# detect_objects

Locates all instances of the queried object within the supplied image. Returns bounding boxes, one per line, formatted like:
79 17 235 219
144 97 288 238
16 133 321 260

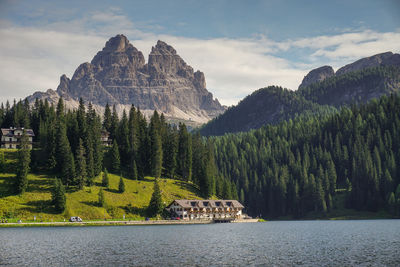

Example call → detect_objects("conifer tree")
56 121 75 185
52 178 66 213
102 169 109 188
15 132 30 194
149 116 163 178
103 103 112 132
148 179 163 217
110 140 120 174
0 150 5 173
75 138 87 190
98 188 106 207
119 176 125 193
178 123 192 181
130 159 138 180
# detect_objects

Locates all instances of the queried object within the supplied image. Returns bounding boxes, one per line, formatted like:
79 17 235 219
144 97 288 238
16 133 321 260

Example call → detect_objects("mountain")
199 86 335 136
298 52 400 106
27 34 225 125
200 51 400 136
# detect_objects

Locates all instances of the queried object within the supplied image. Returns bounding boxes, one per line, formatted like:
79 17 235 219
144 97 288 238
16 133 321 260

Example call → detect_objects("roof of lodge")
1 127 35 137
167 199 244 209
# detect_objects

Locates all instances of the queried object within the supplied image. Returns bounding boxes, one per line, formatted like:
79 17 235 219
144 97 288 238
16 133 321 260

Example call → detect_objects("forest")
0 98 235 204
1 93 400 218
211 94 400 217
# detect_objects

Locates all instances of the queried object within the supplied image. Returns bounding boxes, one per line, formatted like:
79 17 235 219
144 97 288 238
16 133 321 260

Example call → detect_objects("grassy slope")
0 173 202 221
0 149 202 222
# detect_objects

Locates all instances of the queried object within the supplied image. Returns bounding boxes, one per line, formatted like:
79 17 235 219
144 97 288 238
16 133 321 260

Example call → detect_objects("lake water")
0 220 399 266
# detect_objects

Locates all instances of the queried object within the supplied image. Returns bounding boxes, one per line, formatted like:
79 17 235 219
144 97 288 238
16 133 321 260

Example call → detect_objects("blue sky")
0 0 399 105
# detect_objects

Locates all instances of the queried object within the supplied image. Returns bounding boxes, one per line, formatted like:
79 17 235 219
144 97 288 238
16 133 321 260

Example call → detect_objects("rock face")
27 34 225 124
298 65 334 89
336 52 400 76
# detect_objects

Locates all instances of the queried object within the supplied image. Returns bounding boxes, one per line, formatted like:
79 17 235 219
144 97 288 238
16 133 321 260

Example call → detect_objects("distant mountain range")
200 52 400 136
27 34 226 125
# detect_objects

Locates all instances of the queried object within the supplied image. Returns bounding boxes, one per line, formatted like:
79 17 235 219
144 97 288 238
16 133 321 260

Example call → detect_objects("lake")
0 220 399 266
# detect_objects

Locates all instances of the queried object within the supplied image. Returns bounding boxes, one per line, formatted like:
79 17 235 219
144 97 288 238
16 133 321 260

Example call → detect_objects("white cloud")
0 10 399 106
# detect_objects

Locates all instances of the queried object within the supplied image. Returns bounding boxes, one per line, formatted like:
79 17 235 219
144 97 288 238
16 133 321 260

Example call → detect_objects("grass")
0 172 202 222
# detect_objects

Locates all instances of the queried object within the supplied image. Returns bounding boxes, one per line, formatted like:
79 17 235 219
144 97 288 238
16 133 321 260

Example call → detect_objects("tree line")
211 94 400 218
0 97 236 202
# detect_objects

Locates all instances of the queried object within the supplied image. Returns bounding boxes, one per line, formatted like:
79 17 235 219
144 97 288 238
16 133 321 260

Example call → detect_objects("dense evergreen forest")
200 66 400 136
0 98 235 200
1 94 400 218
211 94 400 217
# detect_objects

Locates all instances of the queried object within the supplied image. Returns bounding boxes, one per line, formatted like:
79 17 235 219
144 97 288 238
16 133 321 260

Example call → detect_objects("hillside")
199 86 336 136
0 149 202 221
200 53 400 136
211 94 400 218
0 172 202 222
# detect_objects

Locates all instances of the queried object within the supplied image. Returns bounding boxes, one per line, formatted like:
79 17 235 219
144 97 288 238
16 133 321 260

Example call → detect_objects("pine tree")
148 179 163 217
178 123 192 181
119 176 125 193
52 178 66 213
130 159 138 180
102 169 109 188
103 103 112 132
15 131 30 194
0 150 5 173
149 116 163 178
56 121 75 185
98 188 106 207
75 138 87 190
110 140 120 173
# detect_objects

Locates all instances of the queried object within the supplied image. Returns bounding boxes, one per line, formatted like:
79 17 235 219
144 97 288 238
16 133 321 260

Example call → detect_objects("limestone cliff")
27 34 225 124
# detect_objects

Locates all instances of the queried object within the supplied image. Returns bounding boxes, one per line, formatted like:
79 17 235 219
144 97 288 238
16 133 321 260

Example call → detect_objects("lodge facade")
166 199 244 220
1 127 35 149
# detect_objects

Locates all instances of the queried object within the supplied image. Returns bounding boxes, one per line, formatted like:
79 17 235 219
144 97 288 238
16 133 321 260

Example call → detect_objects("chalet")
1 127 35 149
101 130 112 147
166 199 244 220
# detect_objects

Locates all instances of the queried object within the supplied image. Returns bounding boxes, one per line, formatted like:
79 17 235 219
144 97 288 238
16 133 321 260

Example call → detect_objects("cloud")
0 9 399 106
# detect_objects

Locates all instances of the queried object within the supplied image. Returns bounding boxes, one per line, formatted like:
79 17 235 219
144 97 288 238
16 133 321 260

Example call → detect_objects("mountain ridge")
200 52 400 136
27 34 226 125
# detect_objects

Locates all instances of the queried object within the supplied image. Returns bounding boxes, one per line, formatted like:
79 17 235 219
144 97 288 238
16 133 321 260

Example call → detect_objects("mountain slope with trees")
200 57 400 136
211 94 400 218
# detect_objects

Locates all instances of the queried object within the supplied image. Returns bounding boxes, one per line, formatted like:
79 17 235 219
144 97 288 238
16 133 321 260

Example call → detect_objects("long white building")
166 199 244 220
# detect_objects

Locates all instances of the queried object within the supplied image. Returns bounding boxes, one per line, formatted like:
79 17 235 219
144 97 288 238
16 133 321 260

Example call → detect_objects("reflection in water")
0 220 399 266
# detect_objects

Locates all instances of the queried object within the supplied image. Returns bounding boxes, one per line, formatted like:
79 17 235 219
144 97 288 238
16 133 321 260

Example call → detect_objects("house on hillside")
166 199 244 220
1 127 35 149
101 130 112 147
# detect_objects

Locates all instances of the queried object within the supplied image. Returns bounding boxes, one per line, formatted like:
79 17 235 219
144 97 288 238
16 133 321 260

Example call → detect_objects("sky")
0 0 399 106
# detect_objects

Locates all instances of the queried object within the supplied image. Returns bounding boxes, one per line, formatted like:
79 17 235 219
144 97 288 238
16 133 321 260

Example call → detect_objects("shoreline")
0 218 259 228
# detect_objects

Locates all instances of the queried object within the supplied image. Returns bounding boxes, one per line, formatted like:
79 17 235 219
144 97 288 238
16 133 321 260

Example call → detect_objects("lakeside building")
166 199 244 220
1 127 35 149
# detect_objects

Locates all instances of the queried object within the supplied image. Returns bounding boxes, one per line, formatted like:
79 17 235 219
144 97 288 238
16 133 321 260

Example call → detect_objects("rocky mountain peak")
91 34 145 69
299 65 334 89
336 51 400 76
152 40 177 55
27 34 225 125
